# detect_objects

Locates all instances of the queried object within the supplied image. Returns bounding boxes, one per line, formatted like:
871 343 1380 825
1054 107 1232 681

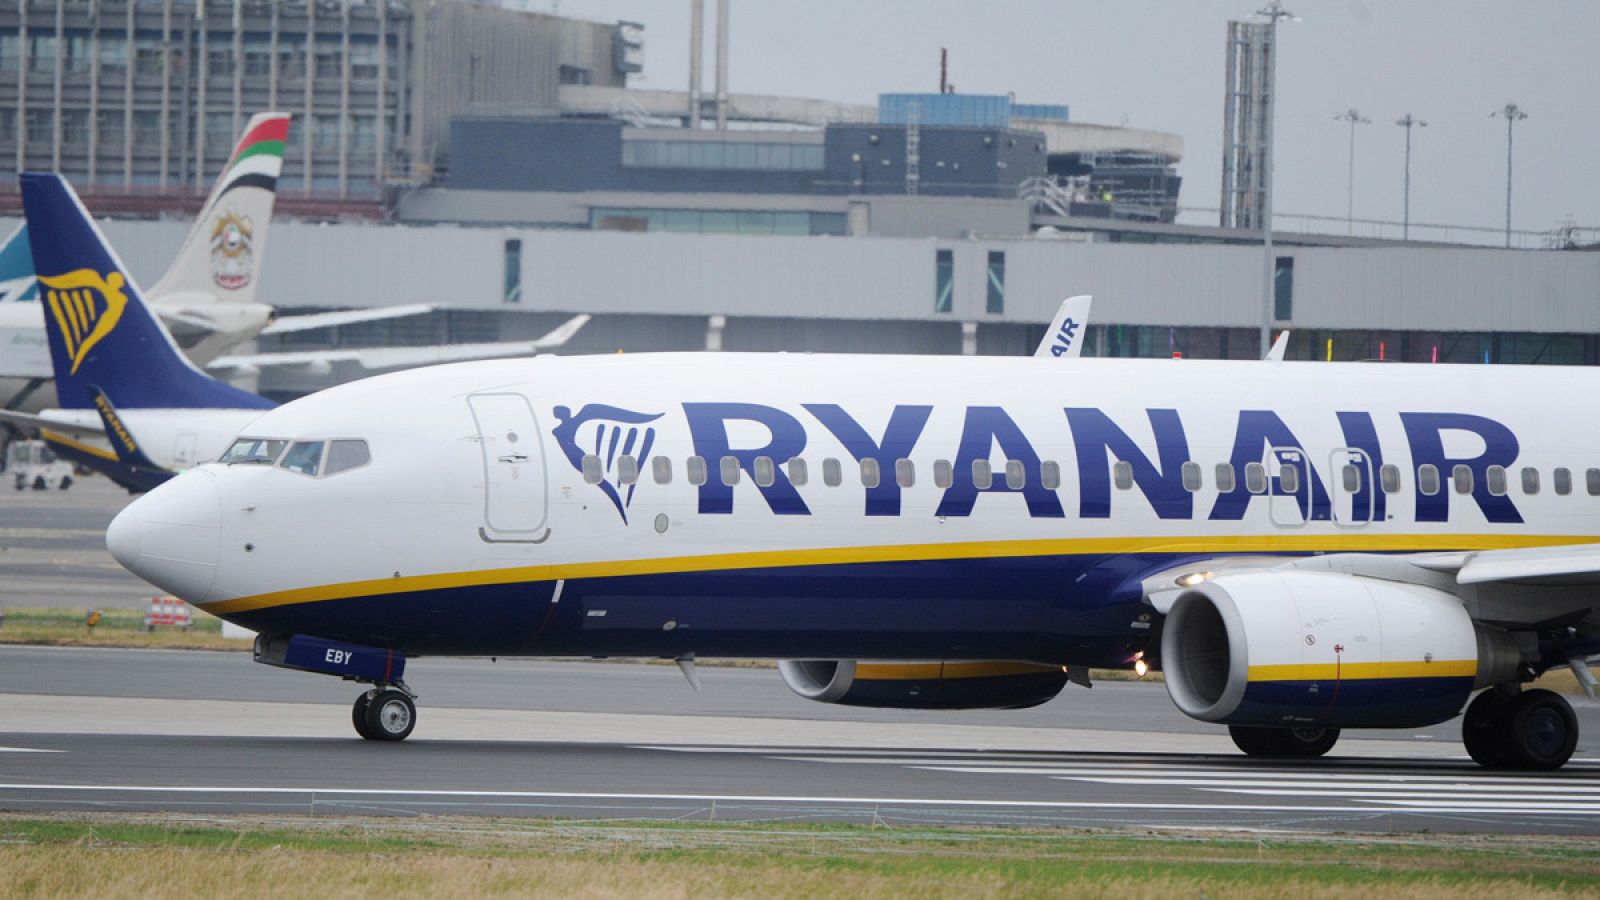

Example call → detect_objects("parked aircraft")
0 173 589 492
103 267 1598 771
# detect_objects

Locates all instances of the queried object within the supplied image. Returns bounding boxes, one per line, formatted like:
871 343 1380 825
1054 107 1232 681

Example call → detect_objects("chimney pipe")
714 0 730 130
940 47 947 93
688 0 703 128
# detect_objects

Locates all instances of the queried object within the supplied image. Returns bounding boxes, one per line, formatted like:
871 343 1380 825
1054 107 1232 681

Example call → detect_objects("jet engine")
1160 571 1522 729
778 660 1069 710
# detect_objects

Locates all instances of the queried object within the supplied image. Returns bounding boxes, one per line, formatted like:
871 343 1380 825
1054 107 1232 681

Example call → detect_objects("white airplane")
0 112 441 417
105 293 1598 771
2 173 589 492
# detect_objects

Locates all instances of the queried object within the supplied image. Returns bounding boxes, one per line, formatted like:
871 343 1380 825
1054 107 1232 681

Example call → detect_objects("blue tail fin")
21 172 274 411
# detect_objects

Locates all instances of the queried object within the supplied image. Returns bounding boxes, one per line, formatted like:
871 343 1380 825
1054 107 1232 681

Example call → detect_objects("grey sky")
551 0 1598 237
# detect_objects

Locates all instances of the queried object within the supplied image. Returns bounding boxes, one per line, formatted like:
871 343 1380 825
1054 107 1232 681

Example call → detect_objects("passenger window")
1486 465 1507 496
753 455 775 488
933 459 953 489
279 441 325 476
895 458 915 488
1521 467 1539 495
1453 464 1474 495
1004 460 1025 490
686 456 707 486
787 457 807 486
617 454 639 486
580 454 603 485
720 455 741 486
860 458 881 489
1181 461 1202 493
1214 463 1236 494
823 458 842 487
653 456 673 485
1554 467 1572 496
972 459 993 490
1112 460 1133 490
1278 464 1300 494
1341 465 1360 493
1588 468 1600 496
1245 462 1267 494
1418 464 1440 496
1380 464 1400 494
1041 460 1061 490
324 440 370 475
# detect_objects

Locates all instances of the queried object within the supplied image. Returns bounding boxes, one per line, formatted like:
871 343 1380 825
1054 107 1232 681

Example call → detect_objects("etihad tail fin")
0 222 38 303
148 111 290 307
1035 295 1092 359
21 172 275 411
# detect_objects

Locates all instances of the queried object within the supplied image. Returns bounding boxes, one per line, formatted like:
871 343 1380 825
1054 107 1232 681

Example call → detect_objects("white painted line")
0 747 62 754
1047 776 1600 793
913 765 1600 786
0 782 1596 815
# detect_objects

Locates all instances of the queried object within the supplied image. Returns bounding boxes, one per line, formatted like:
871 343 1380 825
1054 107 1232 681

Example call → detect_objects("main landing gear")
352 683 417 742
1461 687 1578 770
1228 725 1341 758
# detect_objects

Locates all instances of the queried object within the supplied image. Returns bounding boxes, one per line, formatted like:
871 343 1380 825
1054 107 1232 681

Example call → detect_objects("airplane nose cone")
106 470 222 604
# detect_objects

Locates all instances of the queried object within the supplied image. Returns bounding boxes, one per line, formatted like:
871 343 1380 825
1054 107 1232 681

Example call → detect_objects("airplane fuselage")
111 353 1600 665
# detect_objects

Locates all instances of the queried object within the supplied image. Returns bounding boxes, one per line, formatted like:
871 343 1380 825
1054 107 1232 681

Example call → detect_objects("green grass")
0 605 243 650
1 815 1597 898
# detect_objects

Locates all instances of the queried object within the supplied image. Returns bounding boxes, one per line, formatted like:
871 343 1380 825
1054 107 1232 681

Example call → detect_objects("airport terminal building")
0 0 1596 401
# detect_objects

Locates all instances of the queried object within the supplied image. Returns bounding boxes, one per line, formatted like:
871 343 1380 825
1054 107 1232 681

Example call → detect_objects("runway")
0 474 152 609
4 646 1599 834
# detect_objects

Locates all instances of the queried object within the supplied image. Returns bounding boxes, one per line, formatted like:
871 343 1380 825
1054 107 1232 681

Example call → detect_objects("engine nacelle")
778 660 1069 710
1160 571 1521 729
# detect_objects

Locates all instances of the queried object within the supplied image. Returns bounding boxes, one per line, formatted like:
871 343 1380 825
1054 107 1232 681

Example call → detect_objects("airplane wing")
1412 545 1600 586
1034 295 1092 358
259 304 436 335
209 314 591 374
1264 330 1291 362
0 407 103 437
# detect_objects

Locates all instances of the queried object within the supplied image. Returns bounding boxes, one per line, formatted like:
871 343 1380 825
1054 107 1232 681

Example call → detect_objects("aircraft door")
1329 447 1373 527
1267 446 1309 528
173 433 197 468
467 392 550 543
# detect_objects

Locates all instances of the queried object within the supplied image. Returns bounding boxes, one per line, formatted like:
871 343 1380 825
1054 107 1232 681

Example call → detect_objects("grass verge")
0 606 242 651
1 814 1597 899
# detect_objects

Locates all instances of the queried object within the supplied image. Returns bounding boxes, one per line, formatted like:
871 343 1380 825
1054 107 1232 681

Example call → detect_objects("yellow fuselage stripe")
196 531 1600 616
42 429 117 462
1248 660 1478 681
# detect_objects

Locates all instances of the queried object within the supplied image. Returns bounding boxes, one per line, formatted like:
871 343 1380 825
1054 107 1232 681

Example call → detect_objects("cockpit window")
324 440 371 475
221 437 288 465
278 441 325 476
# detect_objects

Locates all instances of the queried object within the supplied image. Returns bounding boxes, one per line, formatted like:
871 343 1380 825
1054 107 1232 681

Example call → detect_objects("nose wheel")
352 687 416 742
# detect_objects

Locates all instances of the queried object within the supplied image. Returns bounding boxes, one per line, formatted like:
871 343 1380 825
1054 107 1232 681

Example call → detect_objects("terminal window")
502 239 522 304
934 249 953 313
1274 256 1294 321
986 251 1006 315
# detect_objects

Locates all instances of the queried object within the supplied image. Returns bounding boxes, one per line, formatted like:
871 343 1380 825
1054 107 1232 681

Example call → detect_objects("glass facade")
503 239 522 304
1274 256 1294 321
986 251 1006 315
590 207 846 236
621 139 824 172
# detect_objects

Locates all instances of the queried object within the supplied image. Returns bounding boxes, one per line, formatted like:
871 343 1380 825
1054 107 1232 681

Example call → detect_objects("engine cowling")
778 660 1069 710
1160 571 1522 729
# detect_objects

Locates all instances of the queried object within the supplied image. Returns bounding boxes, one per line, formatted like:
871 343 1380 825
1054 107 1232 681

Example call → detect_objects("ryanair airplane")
98 241 1596 773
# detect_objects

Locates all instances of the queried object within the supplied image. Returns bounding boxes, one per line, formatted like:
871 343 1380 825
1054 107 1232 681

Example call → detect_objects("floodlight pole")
1394 113 1426 240
1333 108 1370 235
1492 103 1528 249
1255 0 1295 357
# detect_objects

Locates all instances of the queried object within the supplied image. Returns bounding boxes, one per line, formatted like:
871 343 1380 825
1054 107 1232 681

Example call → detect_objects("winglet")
21 172 276 411
87 386 168 476
532 313 592 350
1035 295 1092 359
1264 330 1291 362
0 222 37 303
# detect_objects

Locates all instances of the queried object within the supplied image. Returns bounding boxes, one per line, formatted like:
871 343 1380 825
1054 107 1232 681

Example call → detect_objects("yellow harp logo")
40 269 128 375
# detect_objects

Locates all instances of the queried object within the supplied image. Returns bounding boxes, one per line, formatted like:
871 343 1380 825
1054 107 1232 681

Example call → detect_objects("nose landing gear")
352 683 417 742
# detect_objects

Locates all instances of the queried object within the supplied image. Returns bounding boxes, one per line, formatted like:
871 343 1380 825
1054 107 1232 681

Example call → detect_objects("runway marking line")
0 783 1597 817
0 747 63 754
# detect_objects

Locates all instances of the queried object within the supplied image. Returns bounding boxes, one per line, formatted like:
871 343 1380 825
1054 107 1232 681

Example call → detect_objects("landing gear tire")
1501 689 1578 771
1461 689 1512 768
1229 725 1340 758
351 691 376 740
58 476 71 490
359 688 416 742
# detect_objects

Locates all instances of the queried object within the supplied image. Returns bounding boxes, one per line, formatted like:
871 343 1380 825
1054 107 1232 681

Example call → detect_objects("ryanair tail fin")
148 111 290 307
21 172 276 411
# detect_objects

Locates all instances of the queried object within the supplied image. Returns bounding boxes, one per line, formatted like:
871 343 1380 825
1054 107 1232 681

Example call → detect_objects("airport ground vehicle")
7 439 72 490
